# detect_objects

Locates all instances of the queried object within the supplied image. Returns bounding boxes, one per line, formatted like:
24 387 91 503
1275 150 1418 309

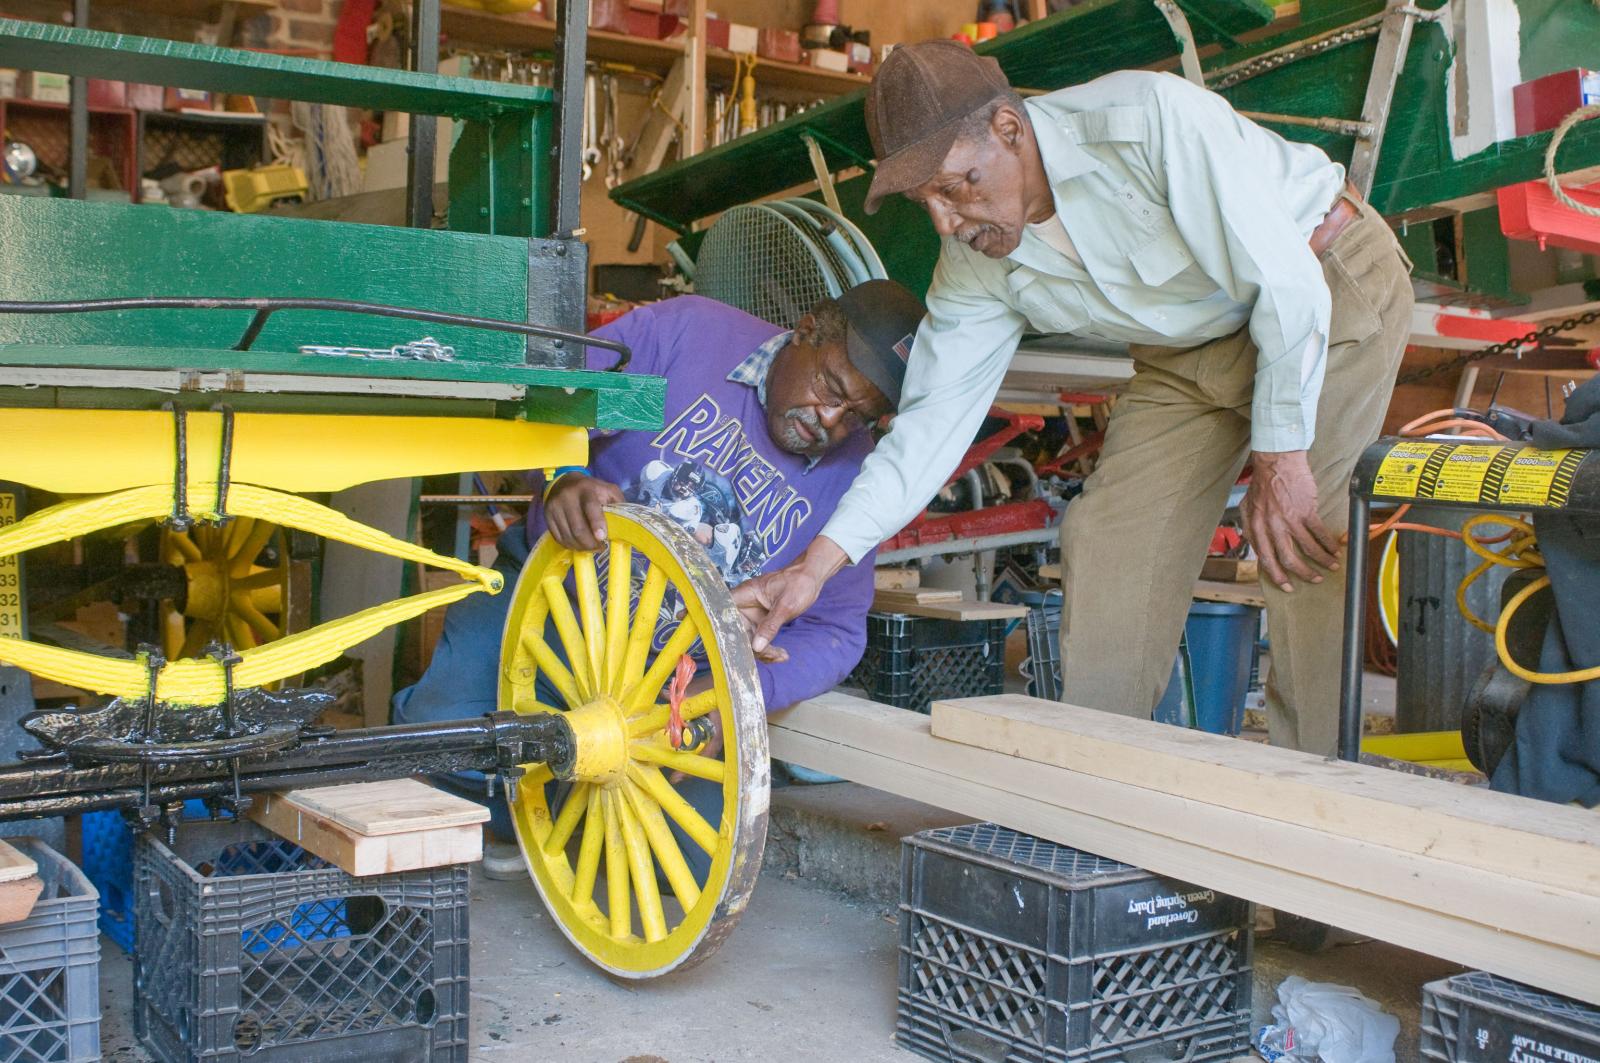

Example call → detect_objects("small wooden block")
0 877 43 925
0 839 37 884
249 780 489 877
1038 562 1062 581
1201 557 1258 583
282 779 491 835
873 567 921 590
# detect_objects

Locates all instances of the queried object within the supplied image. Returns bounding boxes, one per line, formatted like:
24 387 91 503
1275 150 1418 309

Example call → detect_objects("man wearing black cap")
735 42 1415 757
393 280 925 876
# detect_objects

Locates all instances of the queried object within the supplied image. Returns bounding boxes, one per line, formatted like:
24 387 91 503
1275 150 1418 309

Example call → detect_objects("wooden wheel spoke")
572 553 606 693
603 542 632 694
233 596 279 642
629 740 725 783
229 519 276 575
232 569 284 593
540 573 594 701
628 689 719 737
544 783 591 856
623 779 701 912
627 617 700 712
629 764 720 856
570 787 604 907
602 792 631 940
225 615 256 651
167 531 201 563
178 618 212 660
620 565 667 696
615 791 668 942
524 634 584 709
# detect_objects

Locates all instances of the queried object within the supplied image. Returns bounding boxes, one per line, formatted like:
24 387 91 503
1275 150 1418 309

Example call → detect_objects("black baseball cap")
834 279 925 407
865 40 1015 214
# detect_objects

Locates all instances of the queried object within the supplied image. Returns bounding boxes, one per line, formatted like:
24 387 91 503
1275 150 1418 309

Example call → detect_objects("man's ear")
793 312 818 346
992 105 1026 151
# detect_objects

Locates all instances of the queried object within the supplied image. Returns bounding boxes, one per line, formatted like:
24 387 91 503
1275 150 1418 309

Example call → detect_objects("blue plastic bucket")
1152 601 1260 735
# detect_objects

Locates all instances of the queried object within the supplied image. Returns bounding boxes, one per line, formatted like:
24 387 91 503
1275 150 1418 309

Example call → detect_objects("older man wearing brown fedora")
734 40 1415 756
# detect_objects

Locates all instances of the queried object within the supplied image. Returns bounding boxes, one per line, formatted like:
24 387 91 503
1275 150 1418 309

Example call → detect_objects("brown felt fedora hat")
864 40 1013 215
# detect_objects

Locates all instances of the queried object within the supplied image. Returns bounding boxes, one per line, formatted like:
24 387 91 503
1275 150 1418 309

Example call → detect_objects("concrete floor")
97 863 922 1063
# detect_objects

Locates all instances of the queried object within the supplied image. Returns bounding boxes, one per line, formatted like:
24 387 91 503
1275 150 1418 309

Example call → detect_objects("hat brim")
863 121 963 215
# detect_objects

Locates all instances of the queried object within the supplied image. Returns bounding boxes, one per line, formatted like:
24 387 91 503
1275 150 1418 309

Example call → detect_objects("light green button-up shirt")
821 70 1346 563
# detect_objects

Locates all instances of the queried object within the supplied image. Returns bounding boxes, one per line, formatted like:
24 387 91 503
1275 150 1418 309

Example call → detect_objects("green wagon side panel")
0 19 551 118
0 197 535 362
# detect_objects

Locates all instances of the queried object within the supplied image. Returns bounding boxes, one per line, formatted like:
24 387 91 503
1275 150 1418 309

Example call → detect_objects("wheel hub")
560 695 630 787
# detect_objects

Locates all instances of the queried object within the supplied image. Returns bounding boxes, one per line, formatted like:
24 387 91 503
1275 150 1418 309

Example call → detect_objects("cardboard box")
165 85 212 111
626 9 679 38
591 0 629 33
704 15 729 49
726 22 758 53
87 79 126 108
126 82 164 110
1513 69 1600 137
806 47 850 72
757 27 801 63
20 71 70 103
846 40 872 74
0 69 17 100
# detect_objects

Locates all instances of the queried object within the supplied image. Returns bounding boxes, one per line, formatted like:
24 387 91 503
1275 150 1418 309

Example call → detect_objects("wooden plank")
931 695 1600 899
1200 557 1258 583
1192 579 1266 608
249 782 487 877
767 693 1600 1003
278 779 490 836
0 839 37 884
873 598 1031 622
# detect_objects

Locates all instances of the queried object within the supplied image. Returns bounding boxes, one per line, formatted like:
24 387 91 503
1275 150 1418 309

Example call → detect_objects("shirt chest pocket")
1007 272 1089 335
1127 227 1197 288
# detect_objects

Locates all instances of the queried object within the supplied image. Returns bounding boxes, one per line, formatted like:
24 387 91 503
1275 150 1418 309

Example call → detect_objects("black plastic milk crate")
133 818 470 1063
1421 971 1600 1062
898 823 1253 1063
849 611 1007 714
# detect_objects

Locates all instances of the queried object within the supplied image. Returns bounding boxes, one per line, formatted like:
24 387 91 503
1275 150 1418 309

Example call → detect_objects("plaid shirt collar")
726 330 819 471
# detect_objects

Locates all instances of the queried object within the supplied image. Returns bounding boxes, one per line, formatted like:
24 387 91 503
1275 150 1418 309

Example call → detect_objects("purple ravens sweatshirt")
524 295 877 713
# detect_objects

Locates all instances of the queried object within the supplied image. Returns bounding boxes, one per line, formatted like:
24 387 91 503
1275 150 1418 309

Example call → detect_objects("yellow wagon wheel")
160 517 293 660
499 503 768 979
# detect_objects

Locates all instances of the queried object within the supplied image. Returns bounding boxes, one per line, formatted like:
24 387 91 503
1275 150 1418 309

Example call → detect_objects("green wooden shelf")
0 19 551 118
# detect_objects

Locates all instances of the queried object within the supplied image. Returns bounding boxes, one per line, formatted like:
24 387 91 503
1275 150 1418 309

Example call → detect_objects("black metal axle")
0 711 574 821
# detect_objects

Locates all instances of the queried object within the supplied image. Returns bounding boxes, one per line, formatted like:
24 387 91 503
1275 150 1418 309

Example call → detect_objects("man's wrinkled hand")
732 564 823 655
1240 449 1341 593
545 475 624 552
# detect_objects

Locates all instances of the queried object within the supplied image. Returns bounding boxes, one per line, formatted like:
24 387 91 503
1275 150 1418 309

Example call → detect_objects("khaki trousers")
1058 198 1414 756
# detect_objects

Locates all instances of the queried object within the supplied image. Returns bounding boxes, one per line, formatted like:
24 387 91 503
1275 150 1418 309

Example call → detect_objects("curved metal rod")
0 296 632 372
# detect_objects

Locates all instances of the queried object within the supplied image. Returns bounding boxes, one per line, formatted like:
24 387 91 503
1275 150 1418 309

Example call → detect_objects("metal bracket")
526 237 590 369
801 134 844 216
1153 0 1205 88
1347 0 1425 196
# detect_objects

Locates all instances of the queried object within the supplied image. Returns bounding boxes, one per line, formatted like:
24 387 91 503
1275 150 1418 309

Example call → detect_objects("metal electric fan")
693 199 886 328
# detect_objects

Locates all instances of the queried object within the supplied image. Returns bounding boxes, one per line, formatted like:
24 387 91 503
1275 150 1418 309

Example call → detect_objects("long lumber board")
932 695 1599 899
767 693 1600 1003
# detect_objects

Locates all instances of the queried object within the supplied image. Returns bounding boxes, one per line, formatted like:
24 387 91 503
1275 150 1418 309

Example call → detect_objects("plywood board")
0 877 42 925
873 598 1030 621
1200 557 1258 583
873 567 921 591
767 693 1600 1004
1192 579 1267 608
871 588 961 610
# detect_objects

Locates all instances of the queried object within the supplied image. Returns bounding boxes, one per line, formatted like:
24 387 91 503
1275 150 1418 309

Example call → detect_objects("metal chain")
1396 309 1600 386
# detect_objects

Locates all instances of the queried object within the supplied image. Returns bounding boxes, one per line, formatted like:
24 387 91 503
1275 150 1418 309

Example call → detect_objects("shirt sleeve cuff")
819 504 883 566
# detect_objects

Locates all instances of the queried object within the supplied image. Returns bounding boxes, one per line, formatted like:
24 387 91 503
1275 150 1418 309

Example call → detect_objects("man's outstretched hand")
732 535 850 654
1239 449 1342 594
545 474 624 551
